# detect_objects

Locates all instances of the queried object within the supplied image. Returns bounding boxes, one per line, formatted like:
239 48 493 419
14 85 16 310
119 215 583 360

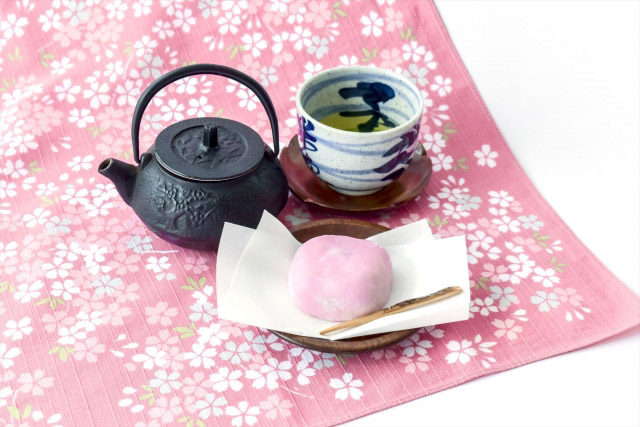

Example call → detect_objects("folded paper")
217 211 470 340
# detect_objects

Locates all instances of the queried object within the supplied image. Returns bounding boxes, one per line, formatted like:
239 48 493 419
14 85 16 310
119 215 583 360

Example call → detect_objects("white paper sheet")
217 211 470 340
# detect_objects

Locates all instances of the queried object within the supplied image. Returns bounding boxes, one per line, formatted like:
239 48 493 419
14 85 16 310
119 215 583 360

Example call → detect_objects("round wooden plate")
280 135 432 212
269 219 418 353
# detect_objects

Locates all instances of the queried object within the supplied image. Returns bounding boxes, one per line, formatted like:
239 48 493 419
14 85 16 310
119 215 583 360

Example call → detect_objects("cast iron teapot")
98 64 289 250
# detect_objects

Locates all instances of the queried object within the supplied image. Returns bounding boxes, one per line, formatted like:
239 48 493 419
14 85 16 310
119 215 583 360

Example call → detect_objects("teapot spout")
98 158 137 205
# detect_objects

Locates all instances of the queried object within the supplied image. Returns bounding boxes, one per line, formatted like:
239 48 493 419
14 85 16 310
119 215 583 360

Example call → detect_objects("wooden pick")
319 286 463 336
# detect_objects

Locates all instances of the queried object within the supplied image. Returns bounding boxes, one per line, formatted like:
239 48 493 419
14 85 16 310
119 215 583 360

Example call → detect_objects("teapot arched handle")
131 63 280 164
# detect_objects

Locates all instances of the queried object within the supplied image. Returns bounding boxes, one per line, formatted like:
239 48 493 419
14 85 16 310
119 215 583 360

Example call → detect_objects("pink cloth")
0 1 638 426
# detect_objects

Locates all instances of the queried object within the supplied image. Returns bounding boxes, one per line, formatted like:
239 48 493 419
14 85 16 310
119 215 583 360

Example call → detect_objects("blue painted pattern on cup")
295 65 424 195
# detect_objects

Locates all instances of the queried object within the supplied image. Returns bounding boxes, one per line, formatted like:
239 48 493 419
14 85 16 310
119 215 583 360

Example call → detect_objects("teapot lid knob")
202 123 218 150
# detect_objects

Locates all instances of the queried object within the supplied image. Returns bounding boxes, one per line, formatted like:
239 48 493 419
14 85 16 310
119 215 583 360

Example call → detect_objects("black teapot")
98 64 289 250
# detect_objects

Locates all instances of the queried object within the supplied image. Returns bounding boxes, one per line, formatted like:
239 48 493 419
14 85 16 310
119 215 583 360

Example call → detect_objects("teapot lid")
154 117 265 181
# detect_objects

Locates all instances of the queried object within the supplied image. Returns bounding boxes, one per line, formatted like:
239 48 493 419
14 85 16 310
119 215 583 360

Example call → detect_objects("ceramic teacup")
296 65 424 195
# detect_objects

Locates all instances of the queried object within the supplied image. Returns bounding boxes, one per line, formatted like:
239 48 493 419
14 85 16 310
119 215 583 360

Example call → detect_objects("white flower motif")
259 66 278 87
217 12 241 35
14 280 44 303
39 9 62 32
307 36 329 59
291 26 312 51
431 153 453 172
3 317 33 341
492 319 523 340
489 285 519 309
1 14 28 39
68 108 95 128
145 256 176 281
83 73 111 109
105 0 128 20
62 0 89 26
152 19 175 39
51 57 73 75
225 401 260 427
361 11 383 37
475 144 498 168
133 0 153 16
57 325 86 346
402 63 428 87
245 357 292 390
339 54 358 66
469 297 499 317
195 393 227 420
67 154 94 172
183 342 217 368
242 32 267 57
51 280 80 301
442 202 469 220
236 88 259 111
0 241 17 263
160 99 185 122
220 341 251 364
187 96 213 117
424 132 447 154
22 207 51 228
149 370 181 394
530 291 560 312
173 8 196 32
506 253 535 283
402 41 425 61
138 55 163 79
430 75 452 97
0 343 21 368
399 334 432 357
116 79 142 107
302 62 322 81
492 215 521 233
445 339 476 364
0 180 17 199
532 267 560 288
75 311 103 332
329 373 363 400
91 275 123 296
189 301 216 323
126 235 153 253
209 367 243 392
518 215 544 231
55 78 81 103
488 190 514 207
132 346 169 370
197 323 229 347
42 257 72 279
133 35 158 58
1 159 28 178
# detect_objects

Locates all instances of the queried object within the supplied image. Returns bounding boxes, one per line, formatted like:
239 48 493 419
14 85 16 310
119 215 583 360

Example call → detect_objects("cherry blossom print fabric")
1 1 638 426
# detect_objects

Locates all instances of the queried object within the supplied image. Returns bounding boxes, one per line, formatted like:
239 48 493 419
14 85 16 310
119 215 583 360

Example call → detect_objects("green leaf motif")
400 27 417 41
8 406 20 420
442 122 457 141
29 160 44 174
173 324 196 339
22 404 32 420
361 47 378 63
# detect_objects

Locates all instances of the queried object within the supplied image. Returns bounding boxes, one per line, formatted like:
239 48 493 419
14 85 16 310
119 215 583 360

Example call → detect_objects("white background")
347 1 640 426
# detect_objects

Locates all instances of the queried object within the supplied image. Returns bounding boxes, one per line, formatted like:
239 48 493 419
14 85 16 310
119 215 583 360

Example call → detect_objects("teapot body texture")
98 64 290 250
127 147 288 250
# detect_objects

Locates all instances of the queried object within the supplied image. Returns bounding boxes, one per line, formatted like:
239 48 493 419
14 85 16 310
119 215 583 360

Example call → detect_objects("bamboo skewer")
319 286 463 336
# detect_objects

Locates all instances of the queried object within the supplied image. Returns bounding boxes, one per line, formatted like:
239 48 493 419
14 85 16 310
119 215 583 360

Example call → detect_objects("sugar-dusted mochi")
288 235 393 322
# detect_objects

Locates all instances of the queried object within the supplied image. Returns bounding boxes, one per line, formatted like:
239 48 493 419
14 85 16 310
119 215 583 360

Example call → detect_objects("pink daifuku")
289 235 393 321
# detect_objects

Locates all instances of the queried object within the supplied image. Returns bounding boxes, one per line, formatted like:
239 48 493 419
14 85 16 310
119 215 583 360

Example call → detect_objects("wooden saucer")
269 219 418 353
280 135 432 212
